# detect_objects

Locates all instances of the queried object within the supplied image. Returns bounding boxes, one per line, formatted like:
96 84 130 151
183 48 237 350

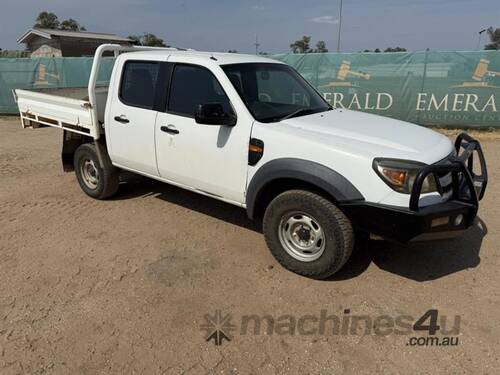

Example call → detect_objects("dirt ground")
0 116 499 374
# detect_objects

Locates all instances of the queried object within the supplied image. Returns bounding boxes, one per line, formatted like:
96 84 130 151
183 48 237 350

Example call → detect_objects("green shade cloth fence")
1 51 499 127
274 50 500 128
0 57 115 113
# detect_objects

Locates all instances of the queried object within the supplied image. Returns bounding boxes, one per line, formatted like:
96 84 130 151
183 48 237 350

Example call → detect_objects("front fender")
246 158 364 219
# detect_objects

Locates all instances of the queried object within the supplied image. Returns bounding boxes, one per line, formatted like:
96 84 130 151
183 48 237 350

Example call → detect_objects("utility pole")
336 0 343 52
254 33 260 55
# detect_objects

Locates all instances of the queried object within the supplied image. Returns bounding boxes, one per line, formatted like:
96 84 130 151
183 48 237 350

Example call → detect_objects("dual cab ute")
15 44 488 279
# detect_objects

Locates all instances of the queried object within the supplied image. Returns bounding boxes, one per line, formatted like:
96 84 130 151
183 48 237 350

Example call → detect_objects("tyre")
74 143 119 199
263 190 354 279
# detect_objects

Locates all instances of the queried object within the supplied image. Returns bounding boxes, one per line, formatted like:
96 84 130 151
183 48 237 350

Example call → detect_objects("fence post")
416 48 430 124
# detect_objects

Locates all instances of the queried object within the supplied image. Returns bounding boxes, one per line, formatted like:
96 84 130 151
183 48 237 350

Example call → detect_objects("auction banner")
273 51 500 128
0 51 499 127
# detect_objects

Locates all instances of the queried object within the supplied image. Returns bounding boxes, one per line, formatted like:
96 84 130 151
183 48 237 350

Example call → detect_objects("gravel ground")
0 116 499 374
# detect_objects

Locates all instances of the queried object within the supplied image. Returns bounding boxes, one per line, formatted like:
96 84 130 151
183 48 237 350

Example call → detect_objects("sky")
1 0 499 53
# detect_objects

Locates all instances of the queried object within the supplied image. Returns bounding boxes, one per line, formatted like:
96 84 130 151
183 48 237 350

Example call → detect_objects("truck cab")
105 50 259 204
15 44 488 279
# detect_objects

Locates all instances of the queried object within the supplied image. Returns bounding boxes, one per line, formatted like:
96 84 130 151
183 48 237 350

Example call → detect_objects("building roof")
18 28 132 44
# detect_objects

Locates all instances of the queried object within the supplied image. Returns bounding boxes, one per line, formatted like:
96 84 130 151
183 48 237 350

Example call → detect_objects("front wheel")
263 190 354 279
74 143 119 199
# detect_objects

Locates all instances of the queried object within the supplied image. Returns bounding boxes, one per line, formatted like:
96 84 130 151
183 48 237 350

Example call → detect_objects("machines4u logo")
200 309 461 347
200 310 236 346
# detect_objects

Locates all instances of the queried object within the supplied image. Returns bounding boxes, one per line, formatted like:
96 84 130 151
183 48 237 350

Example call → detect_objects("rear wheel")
263 190 354 279
74 143 119 199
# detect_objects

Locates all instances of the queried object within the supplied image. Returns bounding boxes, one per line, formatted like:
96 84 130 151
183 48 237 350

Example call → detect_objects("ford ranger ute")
14 44 488 279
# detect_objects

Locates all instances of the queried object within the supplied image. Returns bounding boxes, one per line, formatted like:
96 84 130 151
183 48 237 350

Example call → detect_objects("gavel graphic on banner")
336 60 371 81
36 64 60 82
472 59 500 81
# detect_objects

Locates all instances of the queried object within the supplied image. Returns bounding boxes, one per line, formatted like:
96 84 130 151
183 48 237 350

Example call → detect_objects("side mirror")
195 103 237 126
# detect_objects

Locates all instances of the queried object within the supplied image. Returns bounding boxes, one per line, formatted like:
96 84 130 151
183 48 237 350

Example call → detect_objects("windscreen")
222 63 331 123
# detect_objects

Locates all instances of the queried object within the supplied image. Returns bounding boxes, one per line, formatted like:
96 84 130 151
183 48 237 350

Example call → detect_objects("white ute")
15 44 488 278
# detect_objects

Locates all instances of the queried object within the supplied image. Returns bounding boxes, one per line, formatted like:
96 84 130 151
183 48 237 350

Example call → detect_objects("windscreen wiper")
279 107 330 121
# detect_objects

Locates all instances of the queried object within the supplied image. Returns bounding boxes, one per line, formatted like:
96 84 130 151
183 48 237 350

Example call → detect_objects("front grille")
434 152 455 200
437 171 453 199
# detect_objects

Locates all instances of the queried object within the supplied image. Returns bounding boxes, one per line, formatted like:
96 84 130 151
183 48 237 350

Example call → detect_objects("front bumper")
341 133 488 243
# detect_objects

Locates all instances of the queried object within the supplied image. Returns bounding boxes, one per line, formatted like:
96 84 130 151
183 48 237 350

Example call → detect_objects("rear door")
106 59 163 175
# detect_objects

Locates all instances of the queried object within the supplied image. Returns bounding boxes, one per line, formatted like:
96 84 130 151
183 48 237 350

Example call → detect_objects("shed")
17 28 132 57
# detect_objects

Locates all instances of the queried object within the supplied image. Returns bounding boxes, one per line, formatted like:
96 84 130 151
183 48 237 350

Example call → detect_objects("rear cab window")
119 61 160 109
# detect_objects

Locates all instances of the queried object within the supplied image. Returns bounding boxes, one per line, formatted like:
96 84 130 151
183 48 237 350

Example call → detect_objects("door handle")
161 125 179 135
114 115 129 124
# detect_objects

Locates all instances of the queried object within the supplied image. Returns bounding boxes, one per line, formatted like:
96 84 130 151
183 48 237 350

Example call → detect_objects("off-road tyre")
74 143 119 199
263 190 354 279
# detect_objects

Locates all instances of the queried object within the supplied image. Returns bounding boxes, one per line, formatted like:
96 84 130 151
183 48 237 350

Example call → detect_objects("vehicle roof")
121 49 284 66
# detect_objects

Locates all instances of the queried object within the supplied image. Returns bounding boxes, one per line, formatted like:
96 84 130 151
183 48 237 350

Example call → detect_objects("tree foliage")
484 27 500 50
34 11 86 31
142 33 167 47
290 37 328 53
363 47 407 53
60 19 86 31
290 36 312 53
384 47 407 52
35 11 59 29
128 33 167 47
314 41 328 53
0 50 30 58
128 35 142 45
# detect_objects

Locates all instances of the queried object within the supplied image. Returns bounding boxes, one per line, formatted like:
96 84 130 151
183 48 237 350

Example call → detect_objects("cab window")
120 61 160 109
168 64 232 117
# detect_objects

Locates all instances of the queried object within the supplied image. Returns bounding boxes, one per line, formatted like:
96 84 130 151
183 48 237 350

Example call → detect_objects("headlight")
372 158 437 194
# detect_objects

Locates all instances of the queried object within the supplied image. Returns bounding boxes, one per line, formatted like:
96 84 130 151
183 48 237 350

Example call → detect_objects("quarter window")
168 64 231 117
120 61 160 109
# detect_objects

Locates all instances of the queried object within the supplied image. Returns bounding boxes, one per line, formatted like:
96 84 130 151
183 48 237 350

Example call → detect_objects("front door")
155 63 250 203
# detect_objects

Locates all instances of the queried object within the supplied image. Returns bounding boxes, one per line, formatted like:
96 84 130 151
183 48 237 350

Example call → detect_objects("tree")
34 12 86 31
35 11 60 29
128 35 142 46
142 33 167 47
314 41 328 53
384 47 407 52
290 36 312 53
128 33 167 47
0 50 30 58
60 18 86 31
374 48 381 53
484 27 500 50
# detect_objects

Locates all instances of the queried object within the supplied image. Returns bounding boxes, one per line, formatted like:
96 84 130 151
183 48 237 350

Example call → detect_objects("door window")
168 64 231 117
119 61 160 109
